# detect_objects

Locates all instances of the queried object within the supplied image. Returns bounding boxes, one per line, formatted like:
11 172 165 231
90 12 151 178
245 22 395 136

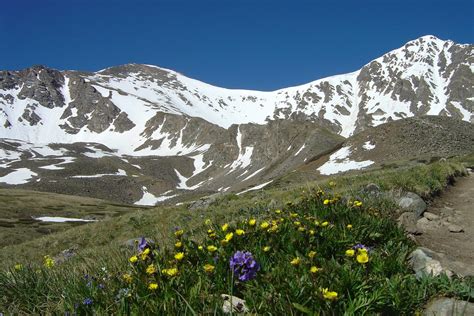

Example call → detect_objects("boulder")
424 297 474 316
408 247 452 279
397 212 420 234
396 192 427 218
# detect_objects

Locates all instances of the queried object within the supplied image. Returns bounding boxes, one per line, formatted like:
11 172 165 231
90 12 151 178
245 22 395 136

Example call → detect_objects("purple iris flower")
229 251 260 282
138 237 147 252
82 298 93 306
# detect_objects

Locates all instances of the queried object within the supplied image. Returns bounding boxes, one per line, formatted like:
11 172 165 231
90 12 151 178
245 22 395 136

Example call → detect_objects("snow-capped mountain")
0 35 472 205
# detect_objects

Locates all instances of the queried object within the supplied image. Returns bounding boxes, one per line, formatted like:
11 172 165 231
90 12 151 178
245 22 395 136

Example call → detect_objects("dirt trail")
415 171 474 276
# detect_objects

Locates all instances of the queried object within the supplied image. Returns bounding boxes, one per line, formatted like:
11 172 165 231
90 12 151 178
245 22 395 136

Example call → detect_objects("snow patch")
317 146 374 175
362 141 376 150
0 168 37 184
34 216 96 223
236 180 273 195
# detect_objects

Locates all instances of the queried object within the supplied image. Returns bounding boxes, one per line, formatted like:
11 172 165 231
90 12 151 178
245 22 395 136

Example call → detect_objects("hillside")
0 35 472 205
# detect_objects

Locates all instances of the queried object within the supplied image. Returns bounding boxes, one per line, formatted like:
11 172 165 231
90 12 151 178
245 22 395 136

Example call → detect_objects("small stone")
423 212 439 221
397 212 420 234
448 224 464 233
424 297 474 316
363 183 381 195
221 294 249 314
416 217 439 232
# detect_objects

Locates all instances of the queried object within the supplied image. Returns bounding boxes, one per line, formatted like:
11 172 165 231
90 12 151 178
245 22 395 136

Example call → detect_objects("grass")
0 157 473 314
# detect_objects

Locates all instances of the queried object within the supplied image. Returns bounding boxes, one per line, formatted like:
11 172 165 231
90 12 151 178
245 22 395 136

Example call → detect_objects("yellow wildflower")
207 245 218 253
322 288 338 300
274 209 282 214
248 218 256 226
122 273 132 283
310 266 320 274
263 246 271 252
356 251 369 264
235 229 245 236
129 255 138 264
175 241 183 249
323 199 330 205
205 218 212 225
148 282 159 290
43 256 55 269
308 251 317 258
225 232 234 242
354 200 363 207
315 221 320 226
346 224 353 229
174 252 185 261
146 264 157 275
345 249 355 257
329 181 336 187
309 229 315 236
198 245 203 250
294 221 301 226
203 264 215 273
174 229 184 238
298 227 306 232
14 264 23 271
321 221 329 227
290 257 301 266
260 221 270 229
221 223 229 232
290 213 298 218
269 224 279 232
162 267 178 277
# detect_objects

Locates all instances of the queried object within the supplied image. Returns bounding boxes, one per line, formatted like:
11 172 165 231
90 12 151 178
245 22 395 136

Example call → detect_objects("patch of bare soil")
415 171 474 276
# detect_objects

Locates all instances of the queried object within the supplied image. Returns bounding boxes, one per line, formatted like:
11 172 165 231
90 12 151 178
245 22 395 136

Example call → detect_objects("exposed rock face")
424 298 474 316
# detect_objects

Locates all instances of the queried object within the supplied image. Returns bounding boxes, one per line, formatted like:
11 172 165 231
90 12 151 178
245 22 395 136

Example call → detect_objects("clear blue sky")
1 0 472 90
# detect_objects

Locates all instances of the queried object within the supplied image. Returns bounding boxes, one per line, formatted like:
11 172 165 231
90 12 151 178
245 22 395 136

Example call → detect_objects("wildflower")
275 209 281 214
329 181 336 187
229 251 260 282
260 221 269 229
345 249 355 257
205 218 212 225
148 282 159 291
174 252 185 261
129 255 138 264
198 245 204 250
294 221 301 226
248 218 256 226
174 229 184 238
162 267 178 277
235 229 245 236
207 245 218 253
322 288 338 300
346 224 353 229
175 241 183 249
138 237 148 252
122 273 132 284
354 200 363 207
140 247 151 260
146 264 157 275
321 221 329 227
221 223 229 231
323 199 330 205
225 232 234 242
356 250 369 264
263 246 271 252
203 263 215 273
315 220 320 226
290 213 298 218
309 229 315 236
308 251 317 258
43 255 55 268
352 243 370 252
310 266 320 274
290 257 301 266
268 224 279 232
83 298 93 306
14 264 23 271
298 227 306 232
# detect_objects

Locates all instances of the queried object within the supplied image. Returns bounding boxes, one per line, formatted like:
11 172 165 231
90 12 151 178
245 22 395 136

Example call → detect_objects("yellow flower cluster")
43 255 55 269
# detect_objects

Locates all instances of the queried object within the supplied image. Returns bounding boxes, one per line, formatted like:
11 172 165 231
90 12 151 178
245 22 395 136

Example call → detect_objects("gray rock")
417 217 440 232
448 224 464 233
397 192 427 218
424 297 474 316
53 246 78 264
408 247 452 279
398 212 420 234
362 183 381 195
221 294 249 314
424 212 440 221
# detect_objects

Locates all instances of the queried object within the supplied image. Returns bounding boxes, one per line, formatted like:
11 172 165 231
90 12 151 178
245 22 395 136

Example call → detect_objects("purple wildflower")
82 298 93 306
138 237 148 252
352 243 371 252
229 251 260 282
